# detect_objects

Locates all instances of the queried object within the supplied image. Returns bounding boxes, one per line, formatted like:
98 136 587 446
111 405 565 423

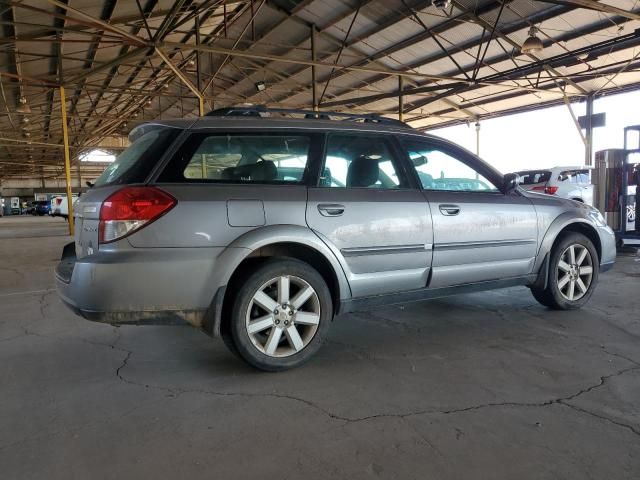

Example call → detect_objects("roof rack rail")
205 105 411 128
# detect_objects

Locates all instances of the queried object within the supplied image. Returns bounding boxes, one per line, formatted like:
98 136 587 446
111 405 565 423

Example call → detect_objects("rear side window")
93 127 178 187
558 170 581 183
577 170 590 183
516 170 551 185
160 134 311 184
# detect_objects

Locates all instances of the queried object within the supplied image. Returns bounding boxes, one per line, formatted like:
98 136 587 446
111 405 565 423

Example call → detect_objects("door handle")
439 204 460 216
318 204 345 217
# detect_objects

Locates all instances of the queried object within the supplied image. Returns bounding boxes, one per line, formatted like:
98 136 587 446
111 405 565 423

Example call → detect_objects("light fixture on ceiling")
186 59 196 68
432 0 451 9
146 98 153 106
521 26 544 54
255 81 266 92
16 96 31 114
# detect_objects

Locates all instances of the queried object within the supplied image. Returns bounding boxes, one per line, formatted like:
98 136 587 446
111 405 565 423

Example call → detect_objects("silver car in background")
55 109 616 370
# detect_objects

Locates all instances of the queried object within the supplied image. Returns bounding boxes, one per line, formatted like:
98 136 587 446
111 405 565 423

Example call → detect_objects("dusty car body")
56 110 616 370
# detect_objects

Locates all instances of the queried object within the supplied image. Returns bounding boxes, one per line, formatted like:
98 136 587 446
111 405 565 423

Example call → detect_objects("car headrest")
347 156 379 187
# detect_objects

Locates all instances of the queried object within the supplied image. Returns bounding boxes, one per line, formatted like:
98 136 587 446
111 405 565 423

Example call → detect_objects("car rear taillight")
99 186 176 244
531 185 558 195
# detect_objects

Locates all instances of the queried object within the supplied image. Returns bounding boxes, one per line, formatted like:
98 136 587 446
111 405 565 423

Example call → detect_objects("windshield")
93 126 178 187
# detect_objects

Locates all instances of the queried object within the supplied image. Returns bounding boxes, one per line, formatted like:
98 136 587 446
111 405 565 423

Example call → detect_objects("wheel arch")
535 215 602 275
204 225 351 337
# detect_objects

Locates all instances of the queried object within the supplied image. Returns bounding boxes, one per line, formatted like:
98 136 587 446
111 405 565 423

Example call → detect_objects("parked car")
23 201 36 215
55 109 616 371
50 195 76 219
516 167 594 205
50 196 63 217
32 200 51 216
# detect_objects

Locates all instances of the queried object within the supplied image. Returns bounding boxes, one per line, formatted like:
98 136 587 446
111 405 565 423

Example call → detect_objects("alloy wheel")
245 275 321 357
556 243 594 301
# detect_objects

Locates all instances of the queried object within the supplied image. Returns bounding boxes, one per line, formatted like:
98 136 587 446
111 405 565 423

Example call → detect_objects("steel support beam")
155 47 204 116
584 94 594 166
398 75 404 122
540 0 640 21
59 86 74 236
311 23 317 111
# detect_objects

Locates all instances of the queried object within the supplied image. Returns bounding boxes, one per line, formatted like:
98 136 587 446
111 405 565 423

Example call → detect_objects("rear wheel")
531 232 599 310
229 258 332 371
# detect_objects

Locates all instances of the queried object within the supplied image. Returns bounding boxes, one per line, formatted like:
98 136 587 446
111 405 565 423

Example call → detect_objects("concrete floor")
1 215 639 479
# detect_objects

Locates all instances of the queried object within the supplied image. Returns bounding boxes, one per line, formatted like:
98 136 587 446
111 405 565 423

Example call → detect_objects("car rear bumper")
55 242 228 327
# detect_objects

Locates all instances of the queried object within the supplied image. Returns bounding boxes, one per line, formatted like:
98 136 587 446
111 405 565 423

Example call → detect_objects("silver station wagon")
56 107 616 370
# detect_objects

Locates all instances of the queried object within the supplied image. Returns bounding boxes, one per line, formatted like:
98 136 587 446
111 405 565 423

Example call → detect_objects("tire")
530 232 599 310
530 287 554 307
229 258 332 371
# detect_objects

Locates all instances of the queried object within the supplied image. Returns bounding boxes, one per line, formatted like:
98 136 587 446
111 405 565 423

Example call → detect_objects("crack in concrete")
562 402 640 436
0 266 24 278
110 343 640 436
37 290 52 319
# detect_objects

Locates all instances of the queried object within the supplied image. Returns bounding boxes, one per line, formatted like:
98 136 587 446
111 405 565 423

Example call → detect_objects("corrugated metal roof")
1 0 640 178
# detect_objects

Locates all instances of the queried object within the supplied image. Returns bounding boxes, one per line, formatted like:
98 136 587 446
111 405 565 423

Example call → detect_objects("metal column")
311 24 317 111
584 94 594 166
59 86 74 236
398 75 404 122
195 14 206 178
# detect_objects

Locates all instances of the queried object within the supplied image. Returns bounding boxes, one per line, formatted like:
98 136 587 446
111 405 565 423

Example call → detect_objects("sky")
430 89 640 173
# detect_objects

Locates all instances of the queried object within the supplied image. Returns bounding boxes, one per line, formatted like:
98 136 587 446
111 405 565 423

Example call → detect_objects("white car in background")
50 195 78 219
515 167 594 205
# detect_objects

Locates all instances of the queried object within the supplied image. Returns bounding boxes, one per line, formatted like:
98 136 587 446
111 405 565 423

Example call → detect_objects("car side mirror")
503 173 519 194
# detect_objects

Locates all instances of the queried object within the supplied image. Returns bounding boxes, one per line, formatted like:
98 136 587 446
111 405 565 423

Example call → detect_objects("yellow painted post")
59 86 75 236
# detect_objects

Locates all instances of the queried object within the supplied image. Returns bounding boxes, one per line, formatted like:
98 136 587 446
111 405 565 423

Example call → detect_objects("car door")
306 132 433 298
400 137 538 288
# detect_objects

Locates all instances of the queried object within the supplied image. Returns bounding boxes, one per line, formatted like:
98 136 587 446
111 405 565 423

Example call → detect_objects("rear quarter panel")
127 184 308 247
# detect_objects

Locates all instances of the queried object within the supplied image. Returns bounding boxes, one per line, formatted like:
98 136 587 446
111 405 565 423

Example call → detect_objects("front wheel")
229 258 333 371
531 232 599 310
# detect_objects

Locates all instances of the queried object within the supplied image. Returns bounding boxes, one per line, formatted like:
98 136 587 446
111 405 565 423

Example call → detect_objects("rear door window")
321 134 407 189
159 133 312 184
